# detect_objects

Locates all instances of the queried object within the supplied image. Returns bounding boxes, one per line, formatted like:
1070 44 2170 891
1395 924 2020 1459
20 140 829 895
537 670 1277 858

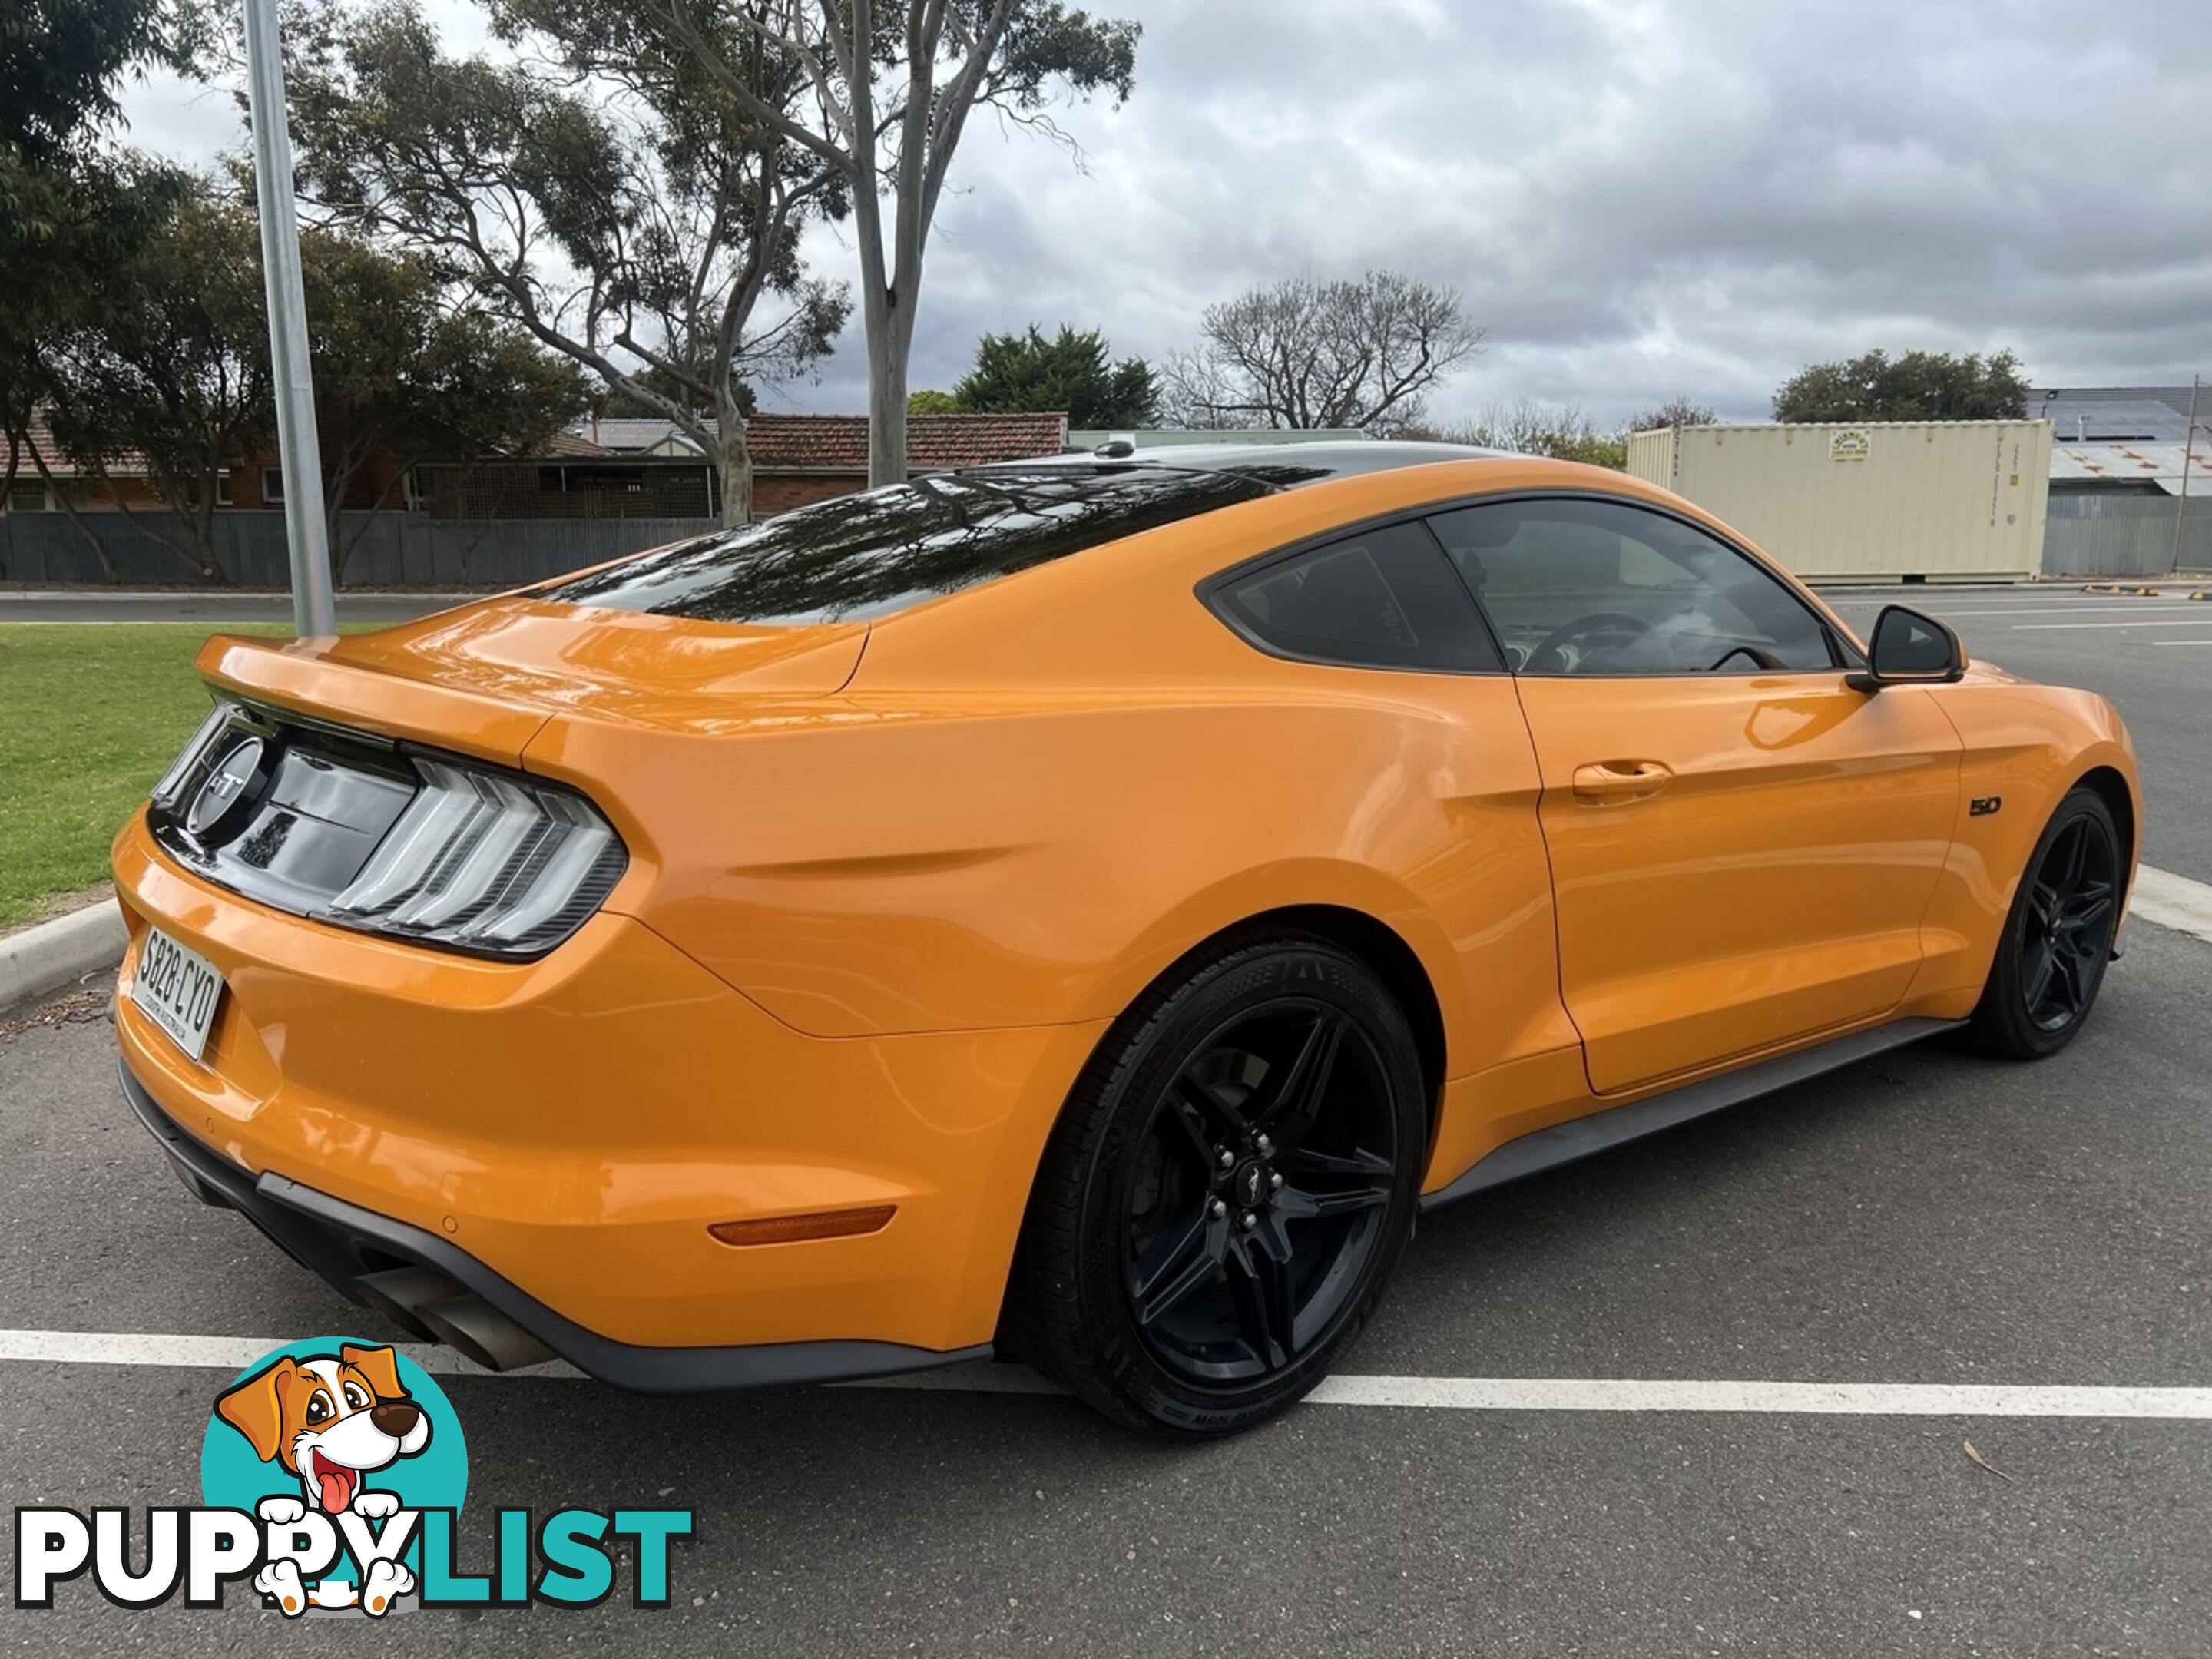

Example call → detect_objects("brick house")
5 409 1071 523
741 412 1072 513
4 411 410 517
4 412 164 513
413 412 1071 521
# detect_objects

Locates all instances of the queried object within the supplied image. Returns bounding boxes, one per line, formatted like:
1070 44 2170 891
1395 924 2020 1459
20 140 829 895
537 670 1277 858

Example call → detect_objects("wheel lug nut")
1270 1171 1284 1190
1239 1211 1257 1231
1209 1197 1227 1218
1217 1148 1234 1169
1254 1134 1272 1154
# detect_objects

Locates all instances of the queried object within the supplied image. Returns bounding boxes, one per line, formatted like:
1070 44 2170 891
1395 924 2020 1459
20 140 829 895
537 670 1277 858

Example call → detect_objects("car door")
1425 494 1963 1096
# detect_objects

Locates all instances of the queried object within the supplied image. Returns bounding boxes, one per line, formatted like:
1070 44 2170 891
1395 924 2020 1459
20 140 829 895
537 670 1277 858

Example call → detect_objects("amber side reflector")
708 1205 896 1247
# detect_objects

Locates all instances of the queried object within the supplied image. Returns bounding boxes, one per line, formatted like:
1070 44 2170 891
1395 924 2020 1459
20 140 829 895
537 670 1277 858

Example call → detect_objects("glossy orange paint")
1517 672 1964 1094
117 455 2140 1363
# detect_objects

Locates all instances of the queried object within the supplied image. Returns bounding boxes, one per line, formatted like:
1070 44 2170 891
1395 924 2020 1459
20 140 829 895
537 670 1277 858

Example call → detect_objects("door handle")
1571 760 1674 802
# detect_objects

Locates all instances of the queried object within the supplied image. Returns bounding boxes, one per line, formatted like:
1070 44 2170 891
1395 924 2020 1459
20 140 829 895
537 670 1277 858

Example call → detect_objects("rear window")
539 467 1273 625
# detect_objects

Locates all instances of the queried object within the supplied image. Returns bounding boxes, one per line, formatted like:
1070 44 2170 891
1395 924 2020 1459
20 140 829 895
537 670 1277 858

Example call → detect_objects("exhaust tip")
354 1266 465 1343
416 1293 558 1373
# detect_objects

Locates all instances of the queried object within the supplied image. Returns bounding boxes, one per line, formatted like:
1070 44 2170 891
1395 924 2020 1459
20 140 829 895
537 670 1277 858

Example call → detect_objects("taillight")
147 705 234 813
144 700 626 960
324 757 624 955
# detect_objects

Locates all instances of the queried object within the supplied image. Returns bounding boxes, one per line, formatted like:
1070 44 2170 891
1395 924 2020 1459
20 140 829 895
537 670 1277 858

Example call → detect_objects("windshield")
539 466 1273 625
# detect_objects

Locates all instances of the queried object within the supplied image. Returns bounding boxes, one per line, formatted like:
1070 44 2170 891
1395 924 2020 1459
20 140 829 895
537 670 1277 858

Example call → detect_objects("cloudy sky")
124 0 2212 426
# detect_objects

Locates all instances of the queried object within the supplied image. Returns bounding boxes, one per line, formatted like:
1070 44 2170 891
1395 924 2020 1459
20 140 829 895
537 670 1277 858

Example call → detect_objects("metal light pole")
241 0 336 637
2173 373 2201 578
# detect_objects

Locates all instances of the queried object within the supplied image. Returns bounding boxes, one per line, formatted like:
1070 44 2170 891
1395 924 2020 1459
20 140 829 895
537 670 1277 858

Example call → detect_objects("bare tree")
1413 399 1625 469
1628 395 1717 432
638 2 1141 487
1163 272 1485 434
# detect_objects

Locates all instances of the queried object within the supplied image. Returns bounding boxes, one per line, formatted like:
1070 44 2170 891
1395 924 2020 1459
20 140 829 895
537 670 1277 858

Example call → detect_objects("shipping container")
1624 420 2052 581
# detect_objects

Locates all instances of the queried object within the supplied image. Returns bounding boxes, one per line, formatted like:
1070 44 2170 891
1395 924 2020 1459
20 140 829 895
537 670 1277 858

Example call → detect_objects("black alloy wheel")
1013 933 1426 1435
1125 999 1398 1384
1965 786 2124 1058
2020 812 2120 1032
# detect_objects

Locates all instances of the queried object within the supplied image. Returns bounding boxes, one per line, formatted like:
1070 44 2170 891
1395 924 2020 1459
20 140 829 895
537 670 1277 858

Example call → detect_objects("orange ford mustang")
113 443 2140 1435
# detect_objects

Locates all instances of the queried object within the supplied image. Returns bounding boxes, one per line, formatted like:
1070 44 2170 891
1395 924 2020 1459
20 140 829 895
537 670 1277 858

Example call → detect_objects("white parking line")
1813 606 2194 619
1836 606 2212 618
2008 619 2212 631
3 1329 2209 1418
2134 866 2212 944
1299 1376 2212 1417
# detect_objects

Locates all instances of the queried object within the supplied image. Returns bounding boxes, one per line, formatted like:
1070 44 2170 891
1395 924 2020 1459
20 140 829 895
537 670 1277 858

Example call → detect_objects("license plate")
131 927 225 1062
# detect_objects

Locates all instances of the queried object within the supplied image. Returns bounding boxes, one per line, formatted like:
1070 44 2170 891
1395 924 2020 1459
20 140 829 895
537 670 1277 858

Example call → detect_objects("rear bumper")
111 810 1108 1363
121 1058 982 1391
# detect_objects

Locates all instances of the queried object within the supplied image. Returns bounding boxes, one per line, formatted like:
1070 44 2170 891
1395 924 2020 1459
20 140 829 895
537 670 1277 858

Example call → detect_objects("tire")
1011 932 1426 1436
1963 786 2123 1059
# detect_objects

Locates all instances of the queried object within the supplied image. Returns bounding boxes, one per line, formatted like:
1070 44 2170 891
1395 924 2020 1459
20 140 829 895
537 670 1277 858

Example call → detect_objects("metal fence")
0 512 718 588
2041 493 2212 578
8 496 2207 588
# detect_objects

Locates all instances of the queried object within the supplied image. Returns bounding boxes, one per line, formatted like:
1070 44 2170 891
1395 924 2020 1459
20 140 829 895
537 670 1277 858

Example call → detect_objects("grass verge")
0 624 306 928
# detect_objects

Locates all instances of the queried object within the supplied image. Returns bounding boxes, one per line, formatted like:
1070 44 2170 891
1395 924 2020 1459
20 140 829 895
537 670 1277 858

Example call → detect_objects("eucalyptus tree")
1 0 193 555
287 0 847 524
1628 396 1718 432
43 185 273 581
300 227 589 573
635 2 1142 486
2 0 190 154
40 180 584 583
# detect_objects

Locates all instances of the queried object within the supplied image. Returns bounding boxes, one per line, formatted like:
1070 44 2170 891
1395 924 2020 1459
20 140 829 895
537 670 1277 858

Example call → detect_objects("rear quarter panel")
524 684 1571 1070
520 465 1587 1093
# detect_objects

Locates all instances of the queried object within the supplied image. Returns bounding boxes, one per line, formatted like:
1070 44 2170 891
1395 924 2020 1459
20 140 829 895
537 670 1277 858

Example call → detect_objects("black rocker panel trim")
1420 1018 1962 1210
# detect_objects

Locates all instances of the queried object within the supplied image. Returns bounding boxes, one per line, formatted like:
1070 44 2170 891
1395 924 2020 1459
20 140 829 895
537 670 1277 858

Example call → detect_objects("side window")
1210 521 1504 672
1426 498 1841 676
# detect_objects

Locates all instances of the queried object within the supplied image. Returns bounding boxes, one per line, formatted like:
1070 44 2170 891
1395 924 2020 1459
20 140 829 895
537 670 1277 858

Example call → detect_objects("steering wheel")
1709 644 1789 673
1526 611 1657 674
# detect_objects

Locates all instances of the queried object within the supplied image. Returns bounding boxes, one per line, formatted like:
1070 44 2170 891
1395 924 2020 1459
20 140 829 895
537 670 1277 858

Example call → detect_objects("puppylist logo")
15 1337 693 1617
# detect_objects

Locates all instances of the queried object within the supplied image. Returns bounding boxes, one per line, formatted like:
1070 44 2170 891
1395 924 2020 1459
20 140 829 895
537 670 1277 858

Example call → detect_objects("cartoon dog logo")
215 1343 431 1615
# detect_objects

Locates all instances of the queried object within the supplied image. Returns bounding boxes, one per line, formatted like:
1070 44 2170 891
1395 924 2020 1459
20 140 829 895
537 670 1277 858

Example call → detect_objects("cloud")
783 0 2212 422
124 0 2212 426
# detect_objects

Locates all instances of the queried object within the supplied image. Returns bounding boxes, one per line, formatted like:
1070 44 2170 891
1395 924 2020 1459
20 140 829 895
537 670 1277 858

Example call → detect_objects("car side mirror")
1848 604 1967 691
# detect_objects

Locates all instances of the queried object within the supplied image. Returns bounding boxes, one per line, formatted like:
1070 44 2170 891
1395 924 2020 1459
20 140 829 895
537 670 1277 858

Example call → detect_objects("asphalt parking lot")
2 581 2207 1655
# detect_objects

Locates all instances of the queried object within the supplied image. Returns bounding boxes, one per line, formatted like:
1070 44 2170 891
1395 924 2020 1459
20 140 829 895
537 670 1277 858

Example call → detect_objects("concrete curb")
2133 866 2212 947
0 903 127 1012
